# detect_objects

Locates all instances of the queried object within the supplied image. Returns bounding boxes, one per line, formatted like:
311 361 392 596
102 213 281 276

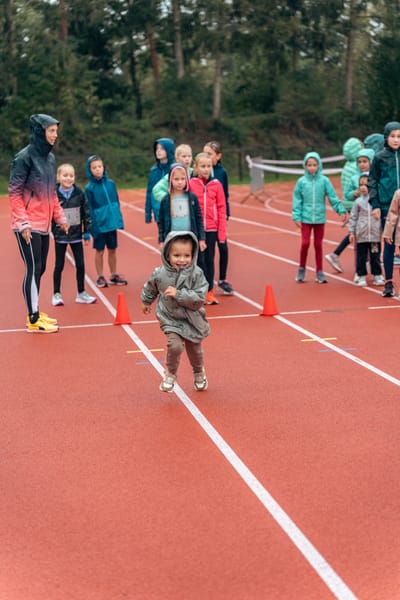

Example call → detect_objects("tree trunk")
172 0 184 79
212 52 222 120
145 23 159 84
128 41 143 120
2 0 17 98
344 0 356 112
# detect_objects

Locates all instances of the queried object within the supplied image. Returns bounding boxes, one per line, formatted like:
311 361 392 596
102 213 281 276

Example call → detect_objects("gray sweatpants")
165 332 204 376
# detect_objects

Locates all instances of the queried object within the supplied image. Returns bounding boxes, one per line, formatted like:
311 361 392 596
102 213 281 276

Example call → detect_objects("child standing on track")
141 231 210 393
152 143 193 204
9 113 69 333
292 151 347 283
189 152 227 304
203 140 234 295
325 147 375 275
349 174 384 287
145 137 175 224
368 121 400 297
157 163 206 251
52 163 96 306
85 155 127 288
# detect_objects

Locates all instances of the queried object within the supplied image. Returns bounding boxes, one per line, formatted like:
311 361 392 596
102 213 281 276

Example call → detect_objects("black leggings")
15 231 50 319
53 241 85 294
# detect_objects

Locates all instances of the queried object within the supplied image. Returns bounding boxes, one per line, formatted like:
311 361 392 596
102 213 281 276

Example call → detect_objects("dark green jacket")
368 122 400 214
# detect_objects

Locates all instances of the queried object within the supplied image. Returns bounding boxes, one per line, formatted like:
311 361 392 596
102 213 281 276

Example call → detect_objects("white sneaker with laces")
52 292 64 306
373 275 385 286
159 372 176 393
76 291 97 304
357 276 367 286
194 369 208 391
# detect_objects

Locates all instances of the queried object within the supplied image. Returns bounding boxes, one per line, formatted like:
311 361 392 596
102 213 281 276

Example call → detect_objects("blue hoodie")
85 155 124 237
145 137 175 223
292 152 346 224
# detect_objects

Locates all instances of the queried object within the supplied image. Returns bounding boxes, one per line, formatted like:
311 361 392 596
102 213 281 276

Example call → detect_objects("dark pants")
203 231 218 291
15 231 50 320
217 239 229 281
382 212 395 281
356 242 382 276
53 241 85 294
334 234 351 256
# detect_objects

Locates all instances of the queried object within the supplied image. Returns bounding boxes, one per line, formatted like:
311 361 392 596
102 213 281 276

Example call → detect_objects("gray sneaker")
325 253 344 273
194 369 208 391
159 372 176 393
316 271 328 283
51 292 64 306
295 267 306 282
76 290 97 304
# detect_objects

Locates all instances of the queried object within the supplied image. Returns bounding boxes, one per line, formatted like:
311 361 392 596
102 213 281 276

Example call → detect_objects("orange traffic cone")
114 292 132 325
260 284 279 316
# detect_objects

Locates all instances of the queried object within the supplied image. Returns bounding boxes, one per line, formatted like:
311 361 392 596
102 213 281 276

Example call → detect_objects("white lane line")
115 321 358 600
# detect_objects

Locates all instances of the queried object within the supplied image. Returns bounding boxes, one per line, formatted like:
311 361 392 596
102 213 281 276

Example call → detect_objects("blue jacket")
368 121 400 214
212 162 230 219
292 152 346 224
145 138 175 223
85 156 124 237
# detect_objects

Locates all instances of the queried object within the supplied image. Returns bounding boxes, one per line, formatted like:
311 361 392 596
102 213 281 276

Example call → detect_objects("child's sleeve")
383 190 400 240
81 192 92 234
152 174 169 203
141 271 159 305
175 269 209 310
292 179 303 221
325 178 346 215
348 201 359 235
215 182 227 242
368 157 381 210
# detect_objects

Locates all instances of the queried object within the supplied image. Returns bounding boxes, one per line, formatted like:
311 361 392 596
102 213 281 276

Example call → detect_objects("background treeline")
1 0 400 187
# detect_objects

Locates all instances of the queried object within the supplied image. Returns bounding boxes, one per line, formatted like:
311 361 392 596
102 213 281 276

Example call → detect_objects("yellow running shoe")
26 312 58 326
26 315 59 333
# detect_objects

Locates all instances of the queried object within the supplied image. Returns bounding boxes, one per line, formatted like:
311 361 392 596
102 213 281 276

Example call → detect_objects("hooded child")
292 151 347 283
145 137 175 223
85 155 127 288
141 231 210 393
368 121 400 297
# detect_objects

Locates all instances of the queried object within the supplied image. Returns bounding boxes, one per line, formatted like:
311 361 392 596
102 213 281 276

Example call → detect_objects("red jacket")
189 177 227 242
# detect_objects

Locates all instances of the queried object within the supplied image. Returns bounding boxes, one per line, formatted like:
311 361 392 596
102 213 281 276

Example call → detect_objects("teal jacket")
343 148 375 210
85 155 124 237
368 121 400 214
292 152 346 224
340 137 364 197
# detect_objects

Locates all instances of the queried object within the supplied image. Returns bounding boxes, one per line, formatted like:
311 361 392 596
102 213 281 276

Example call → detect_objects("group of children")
292 122 400 298
141 137 234 391
11 114 400 394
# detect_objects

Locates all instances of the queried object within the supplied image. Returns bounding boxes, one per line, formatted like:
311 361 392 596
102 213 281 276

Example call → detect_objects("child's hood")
383 122 400 147
342 137 363 160
364 133 384 154
85 155 108 182
303 151 322 176
29 113 59 156
162 230 199 271
153 138 175 164
356 147 375 164
168 163 189 193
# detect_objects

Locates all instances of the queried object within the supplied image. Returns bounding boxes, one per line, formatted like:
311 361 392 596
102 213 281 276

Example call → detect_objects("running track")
1 179 399 600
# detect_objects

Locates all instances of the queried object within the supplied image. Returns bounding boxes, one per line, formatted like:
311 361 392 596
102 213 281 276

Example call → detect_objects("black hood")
29 113 59 156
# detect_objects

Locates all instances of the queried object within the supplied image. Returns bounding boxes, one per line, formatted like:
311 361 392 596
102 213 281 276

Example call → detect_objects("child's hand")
294 221 301 229
142 303 152 314
341 213 348 223
199 240 207 252
164 286 177 298
60 223 70 233
384 236 393 245
372 208 381 221
349 233 355 243
396 246 400 257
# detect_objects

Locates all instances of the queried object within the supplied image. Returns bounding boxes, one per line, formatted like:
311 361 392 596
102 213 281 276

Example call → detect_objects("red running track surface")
1 179 399 600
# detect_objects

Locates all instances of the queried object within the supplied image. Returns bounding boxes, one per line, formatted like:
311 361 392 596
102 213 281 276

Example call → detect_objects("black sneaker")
96 275 108 288
109 274 128 286
382 281 394 297
218 280 234 295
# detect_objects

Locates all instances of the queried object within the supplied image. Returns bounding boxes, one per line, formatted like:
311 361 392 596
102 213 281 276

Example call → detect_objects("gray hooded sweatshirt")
141 231 210 343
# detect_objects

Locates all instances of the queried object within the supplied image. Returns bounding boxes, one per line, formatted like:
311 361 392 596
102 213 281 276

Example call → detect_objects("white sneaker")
357 276 367 286
159 372 176 393
373 275 385 286
353 273 360 283
194 368 208 391
52 292 64 306
325 253 344 273
76 291 97 304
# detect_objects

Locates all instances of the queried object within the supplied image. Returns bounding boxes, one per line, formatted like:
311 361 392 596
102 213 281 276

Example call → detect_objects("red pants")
299 223 325 271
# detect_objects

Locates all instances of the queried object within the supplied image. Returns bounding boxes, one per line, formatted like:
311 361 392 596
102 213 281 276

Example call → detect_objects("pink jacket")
189 177 227 242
